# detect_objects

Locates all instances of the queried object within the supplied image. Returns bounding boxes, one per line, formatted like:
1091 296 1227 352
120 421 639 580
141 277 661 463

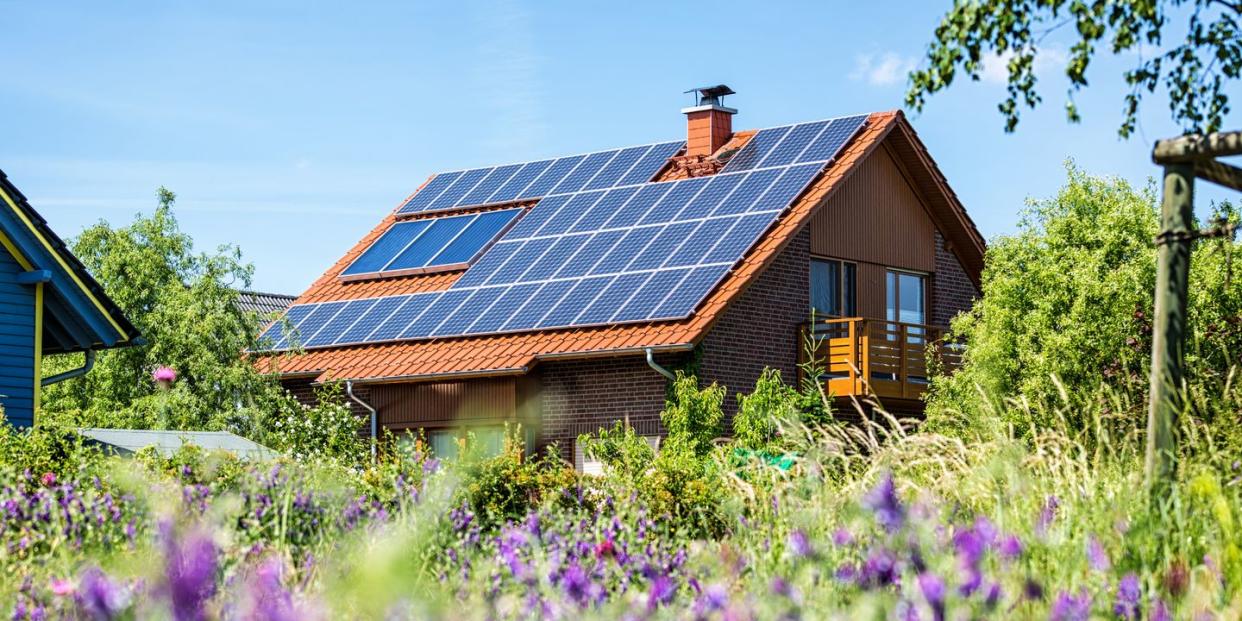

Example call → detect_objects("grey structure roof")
235 290 296 316
78 428 276 459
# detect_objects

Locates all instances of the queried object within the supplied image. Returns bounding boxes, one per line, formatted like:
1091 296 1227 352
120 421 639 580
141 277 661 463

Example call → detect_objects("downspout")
345 380 377 464
42 350 95 387
645 348 675 381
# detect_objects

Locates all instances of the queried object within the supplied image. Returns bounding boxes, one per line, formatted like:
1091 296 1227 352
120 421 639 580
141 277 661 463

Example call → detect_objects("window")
397 426 509 460
340 208 523 279
810 258 857 317
575 435 660 474
886 270 926 325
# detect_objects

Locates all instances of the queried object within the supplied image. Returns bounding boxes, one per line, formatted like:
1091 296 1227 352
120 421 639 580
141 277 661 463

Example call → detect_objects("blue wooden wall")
0 246 35 427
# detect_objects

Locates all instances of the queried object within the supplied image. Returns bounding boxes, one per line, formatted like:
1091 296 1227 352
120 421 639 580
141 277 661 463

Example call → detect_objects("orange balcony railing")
798 317 963 401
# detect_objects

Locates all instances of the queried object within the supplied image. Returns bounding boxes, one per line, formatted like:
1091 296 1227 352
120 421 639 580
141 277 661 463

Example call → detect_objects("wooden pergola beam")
1195 159 1242 192
1152 130 1242 164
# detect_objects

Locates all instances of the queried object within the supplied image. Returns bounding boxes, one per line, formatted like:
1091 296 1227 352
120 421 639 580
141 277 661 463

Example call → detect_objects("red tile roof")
257 111 980 384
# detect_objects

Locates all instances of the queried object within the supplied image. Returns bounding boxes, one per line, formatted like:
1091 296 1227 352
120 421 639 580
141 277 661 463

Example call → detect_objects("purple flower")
983 582 1002 609
832 527 854 547
787 530 814 559
1023 578 1044 601
1113 574 1141 620
998 534 1023 560
862 473 905 533
1037 495 1060 535
696 583 729 612
953 526 986 567
1086 537 1110 572
859 549 898 588
244 557 298 621
1049 588 1091 621
647 574 676 610
1150 598 1171 621
163 528 217 621
917 573 945 613
76 567 127 620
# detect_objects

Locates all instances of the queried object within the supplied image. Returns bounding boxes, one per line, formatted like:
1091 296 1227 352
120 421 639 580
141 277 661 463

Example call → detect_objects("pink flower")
50 578 75 596
40 472 56 487
153 366 177 383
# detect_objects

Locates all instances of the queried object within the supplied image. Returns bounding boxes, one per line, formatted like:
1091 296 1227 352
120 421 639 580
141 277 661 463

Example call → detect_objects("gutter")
645 347 676 381
42 350 95 387
345 380 378 464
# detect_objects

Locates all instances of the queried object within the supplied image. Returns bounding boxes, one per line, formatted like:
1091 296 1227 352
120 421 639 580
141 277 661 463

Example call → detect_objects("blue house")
0 169 140 427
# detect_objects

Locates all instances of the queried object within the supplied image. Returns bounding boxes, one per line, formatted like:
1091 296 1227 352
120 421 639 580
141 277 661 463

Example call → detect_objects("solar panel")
261 116 873 352
722 114 868 173
395 140 684 215
617 141 683 186
343 209 521 278
340 220 432 276
398 172 463 213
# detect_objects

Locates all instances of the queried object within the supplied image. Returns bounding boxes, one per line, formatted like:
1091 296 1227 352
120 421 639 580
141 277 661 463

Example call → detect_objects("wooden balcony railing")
798 317 963 401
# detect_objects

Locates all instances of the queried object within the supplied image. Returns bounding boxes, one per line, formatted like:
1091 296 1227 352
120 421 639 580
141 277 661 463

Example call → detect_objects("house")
235 290 296 318
256 87 985 463
0 170 141 427
77 428 275 459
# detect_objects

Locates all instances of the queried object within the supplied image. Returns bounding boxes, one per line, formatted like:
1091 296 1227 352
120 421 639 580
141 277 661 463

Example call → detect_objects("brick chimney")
682 85 736 157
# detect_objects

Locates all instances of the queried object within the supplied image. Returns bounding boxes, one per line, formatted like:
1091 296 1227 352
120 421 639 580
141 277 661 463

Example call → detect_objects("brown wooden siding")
809 146 935 273
371 378 516 430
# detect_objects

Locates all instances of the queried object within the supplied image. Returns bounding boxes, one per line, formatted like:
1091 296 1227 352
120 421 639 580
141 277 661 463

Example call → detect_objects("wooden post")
1145 162 1195 497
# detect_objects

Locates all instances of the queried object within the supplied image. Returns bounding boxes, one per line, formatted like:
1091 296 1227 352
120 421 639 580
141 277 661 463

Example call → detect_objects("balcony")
799 317 963 402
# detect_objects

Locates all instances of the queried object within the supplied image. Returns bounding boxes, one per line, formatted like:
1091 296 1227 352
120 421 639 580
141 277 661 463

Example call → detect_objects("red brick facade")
532 352 686 459
932 230 980 327
697 227 810 417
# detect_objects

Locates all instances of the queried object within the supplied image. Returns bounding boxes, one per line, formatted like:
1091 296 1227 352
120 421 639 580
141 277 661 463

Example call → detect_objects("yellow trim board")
0 228 34 271
33 282 43 419
0 187 129 340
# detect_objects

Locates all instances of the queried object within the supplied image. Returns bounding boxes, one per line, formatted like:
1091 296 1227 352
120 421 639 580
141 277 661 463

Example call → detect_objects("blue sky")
2 1 1237 293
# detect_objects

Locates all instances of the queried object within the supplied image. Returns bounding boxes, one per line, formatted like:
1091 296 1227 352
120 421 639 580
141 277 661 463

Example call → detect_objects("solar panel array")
341 209 521 277
398 141 685 214
721 114 868 173
260 114 870 352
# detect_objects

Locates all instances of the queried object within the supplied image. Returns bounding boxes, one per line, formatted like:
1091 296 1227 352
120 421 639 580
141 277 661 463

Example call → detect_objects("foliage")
907 0 1241 137
41 188 287 432
457 427 580 532
581 420 656 487
659 372 724 459
0 417 104 480
259 383 366 464
5 373 1242 619
733 368 799 450
925 164 1240 439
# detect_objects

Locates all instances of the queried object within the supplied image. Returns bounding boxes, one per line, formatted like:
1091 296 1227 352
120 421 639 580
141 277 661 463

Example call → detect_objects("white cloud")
850 52 918 87
979 47 1069 84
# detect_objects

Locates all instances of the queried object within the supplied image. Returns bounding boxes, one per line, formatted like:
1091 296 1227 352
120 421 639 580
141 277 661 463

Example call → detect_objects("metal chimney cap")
685 84 736 107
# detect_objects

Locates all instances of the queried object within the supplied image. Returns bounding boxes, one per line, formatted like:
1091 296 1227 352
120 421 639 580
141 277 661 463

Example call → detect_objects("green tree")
925 164 1241 437
908 0 1241 137
660 373 724 458
41 188 287 433
733 368 799 450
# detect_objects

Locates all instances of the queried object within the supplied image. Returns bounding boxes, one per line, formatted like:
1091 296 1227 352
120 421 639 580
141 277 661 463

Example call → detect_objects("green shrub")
661 372 724 458
926 164 1240 441
261 383 365 464
458 428 580 531
734 368 800 450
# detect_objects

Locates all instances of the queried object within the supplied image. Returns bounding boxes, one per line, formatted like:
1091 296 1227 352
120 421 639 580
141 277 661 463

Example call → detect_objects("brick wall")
932 230 980 327
279 376 375 436
533 352 685 460
697 226 811 418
